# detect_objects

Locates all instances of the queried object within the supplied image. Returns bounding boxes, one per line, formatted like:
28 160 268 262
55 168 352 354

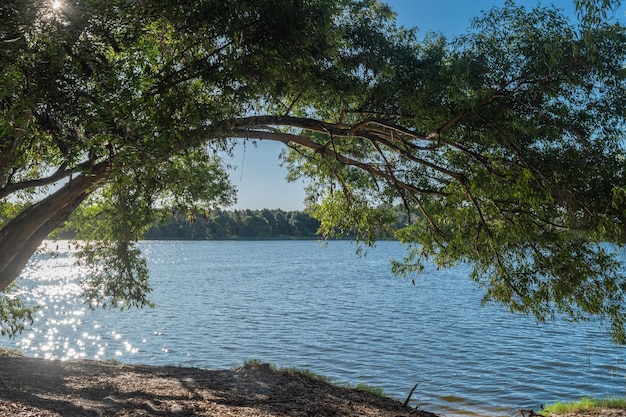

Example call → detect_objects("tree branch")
226 128 449 198
0 162 71 200
227 115 466 184
0 161 109 290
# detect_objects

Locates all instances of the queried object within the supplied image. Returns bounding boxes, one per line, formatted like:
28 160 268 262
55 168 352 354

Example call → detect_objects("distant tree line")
145 209 324 240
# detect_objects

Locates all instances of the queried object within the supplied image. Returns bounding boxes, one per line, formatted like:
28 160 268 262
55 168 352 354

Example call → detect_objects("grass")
0 347 24 357
355 383 386 398
241 359 387 398
242 358 275 369
541 397 626 415
283 366 335 385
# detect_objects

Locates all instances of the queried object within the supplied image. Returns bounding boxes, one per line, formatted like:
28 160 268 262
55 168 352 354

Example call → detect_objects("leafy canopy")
1 0 626 342
281 1 626 342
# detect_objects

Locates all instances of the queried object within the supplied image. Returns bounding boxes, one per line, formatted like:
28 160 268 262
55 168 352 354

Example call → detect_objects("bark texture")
0 165 107 290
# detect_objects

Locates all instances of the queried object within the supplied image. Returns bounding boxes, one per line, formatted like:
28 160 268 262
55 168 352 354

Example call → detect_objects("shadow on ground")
0 354 437 416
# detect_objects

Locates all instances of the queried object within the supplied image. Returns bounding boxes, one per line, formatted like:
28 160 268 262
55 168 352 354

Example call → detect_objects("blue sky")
229 0 626 211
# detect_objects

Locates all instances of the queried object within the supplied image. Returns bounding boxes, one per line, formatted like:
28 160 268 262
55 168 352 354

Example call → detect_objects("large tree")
2 0 626 341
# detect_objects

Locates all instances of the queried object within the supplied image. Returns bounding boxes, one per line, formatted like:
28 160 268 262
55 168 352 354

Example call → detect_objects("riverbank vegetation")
143 208 409 240
243 359 388 398
145 209 323 240
542 397 626 415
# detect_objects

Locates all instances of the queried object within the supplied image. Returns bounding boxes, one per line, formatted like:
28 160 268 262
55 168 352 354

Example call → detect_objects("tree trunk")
0 165 108 290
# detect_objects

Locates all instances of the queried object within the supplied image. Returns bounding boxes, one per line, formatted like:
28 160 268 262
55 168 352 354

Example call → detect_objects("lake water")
3 240 626 416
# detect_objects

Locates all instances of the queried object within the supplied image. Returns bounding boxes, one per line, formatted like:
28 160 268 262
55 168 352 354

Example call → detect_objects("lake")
3 240 626 416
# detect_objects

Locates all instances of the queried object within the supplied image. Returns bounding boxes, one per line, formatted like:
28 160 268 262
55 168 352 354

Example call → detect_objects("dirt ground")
1 353 625 417
0 353 438 416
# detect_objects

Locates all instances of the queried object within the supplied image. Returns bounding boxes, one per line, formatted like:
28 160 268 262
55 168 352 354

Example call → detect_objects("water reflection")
12 241 132 361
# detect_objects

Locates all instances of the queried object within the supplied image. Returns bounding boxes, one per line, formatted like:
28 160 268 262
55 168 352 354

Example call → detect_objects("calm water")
4 240 626 416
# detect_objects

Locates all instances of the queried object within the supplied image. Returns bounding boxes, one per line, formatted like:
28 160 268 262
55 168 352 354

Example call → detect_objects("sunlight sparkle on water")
123 341 138 353
11 242 111 361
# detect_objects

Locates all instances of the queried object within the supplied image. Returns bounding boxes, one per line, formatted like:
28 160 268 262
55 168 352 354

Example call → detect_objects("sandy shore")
2 352 626 417
0 353 438 416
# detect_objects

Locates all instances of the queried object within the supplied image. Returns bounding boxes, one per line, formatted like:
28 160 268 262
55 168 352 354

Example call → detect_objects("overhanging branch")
0 162 71 200
226 127 448 198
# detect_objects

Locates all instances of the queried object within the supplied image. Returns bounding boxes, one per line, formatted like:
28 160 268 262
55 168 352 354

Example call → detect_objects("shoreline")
1 353 624 417
0 353 437 417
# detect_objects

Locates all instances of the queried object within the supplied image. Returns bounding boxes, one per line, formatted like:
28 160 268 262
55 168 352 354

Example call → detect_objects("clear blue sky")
229 0 626 211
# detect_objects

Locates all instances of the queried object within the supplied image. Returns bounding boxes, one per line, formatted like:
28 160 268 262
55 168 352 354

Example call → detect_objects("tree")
281 3 626 341
0 0 404 328
1 0 626 342
283 2 626 342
